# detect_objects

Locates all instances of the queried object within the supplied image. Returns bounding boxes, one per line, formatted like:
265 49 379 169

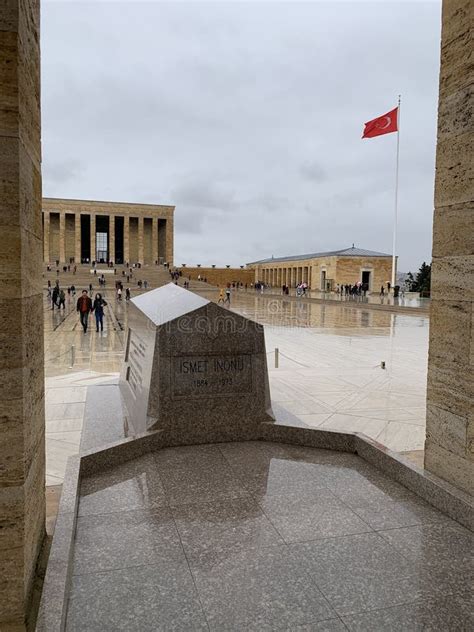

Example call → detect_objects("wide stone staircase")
43 263 216 296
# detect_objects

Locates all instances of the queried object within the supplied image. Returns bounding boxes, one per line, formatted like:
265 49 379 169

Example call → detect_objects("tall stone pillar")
0 1 46 627
123 215 130 264
75 213 81 263
166 216 174 266
109 214 115 263
43 211 49 263
138 216 144 264
424 0 473 496
90 214 96 263
152 217 158 263
59 211 65 263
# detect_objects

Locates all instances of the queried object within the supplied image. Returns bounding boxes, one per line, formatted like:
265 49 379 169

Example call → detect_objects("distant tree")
408 262 431 296
405 271 415 291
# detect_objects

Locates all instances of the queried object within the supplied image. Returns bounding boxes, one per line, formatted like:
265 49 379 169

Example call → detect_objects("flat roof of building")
247 246 392 265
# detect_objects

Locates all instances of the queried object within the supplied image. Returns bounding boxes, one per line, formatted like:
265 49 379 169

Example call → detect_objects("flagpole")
391 95 401 290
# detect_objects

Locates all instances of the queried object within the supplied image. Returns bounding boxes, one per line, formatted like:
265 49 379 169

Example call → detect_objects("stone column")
43 211 50 263
75 213 81 263
138 216 144 264
109 215 115 263
90 214 96 263
152 217 158 263
59 211 65 263
166 216 174 266
0 1 46 627
424 0 474 496
123 215 130 264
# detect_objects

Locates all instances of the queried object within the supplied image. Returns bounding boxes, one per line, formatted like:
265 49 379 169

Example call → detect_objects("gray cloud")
41 0 441 271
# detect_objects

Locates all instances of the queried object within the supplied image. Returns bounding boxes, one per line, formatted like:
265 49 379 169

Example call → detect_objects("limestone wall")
424 0 473 495
179 267 255 287
0 0 46 625
336 257 394 291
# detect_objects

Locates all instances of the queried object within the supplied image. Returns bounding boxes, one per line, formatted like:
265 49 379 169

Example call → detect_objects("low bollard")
275 347 279 369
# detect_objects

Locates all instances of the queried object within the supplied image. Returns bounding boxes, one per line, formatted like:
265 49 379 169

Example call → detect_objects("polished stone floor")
44 290 428 485
65 441 473 631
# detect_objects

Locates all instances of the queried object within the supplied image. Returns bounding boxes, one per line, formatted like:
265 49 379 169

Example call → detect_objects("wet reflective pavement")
44 290 428 484
65 441 473 631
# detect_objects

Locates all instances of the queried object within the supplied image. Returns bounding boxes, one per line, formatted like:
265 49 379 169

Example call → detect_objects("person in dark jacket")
92 293 108 332
77 290 93 333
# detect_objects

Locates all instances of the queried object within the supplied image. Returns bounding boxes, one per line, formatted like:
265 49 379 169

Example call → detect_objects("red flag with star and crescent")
362 107 398 138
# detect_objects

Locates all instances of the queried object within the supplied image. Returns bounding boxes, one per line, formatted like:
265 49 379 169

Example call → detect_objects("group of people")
76 291 108 333
48 281 66 309
336 282 370 297
217 286 232 304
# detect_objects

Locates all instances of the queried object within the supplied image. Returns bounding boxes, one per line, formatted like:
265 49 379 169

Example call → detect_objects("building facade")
42 198 174 265
247 247 395 291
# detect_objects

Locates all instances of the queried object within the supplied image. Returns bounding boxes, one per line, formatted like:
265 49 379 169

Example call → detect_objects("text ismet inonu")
178 357 245 374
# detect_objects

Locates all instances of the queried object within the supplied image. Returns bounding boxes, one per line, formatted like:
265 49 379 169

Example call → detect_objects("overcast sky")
41 1 441 272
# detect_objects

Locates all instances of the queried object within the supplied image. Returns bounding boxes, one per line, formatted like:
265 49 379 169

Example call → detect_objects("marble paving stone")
258 491 372 543
296 413 334 428
73 507 184 575
326 472 416 507
46 473 64 486
155 446 250 506
79 454 167 516
191 545 335 630
171 496 284 569
319 414 387 439
291 620 348 632
45 402 86 421
342 593 474 631
228 456 334 498
349 498 452 530
45 386 87 404
46 431 82 446
65 560 208 631
275 399 332 415
46 439 79 480
46 417 84 433
378 521 474 564
290 532 435 616
375 421 426 452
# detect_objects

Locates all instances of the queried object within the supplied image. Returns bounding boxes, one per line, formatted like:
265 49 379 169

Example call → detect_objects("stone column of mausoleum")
0 0 46 627
425 0 473 496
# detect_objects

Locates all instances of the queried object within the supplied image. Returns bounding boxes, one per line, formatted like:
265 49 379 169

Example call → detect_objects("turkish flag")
362 107 398 138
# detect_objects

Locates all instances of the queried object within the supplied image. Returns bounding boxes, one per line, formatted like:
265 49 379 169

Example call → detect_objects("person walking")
58 289 66 309
125 287 131 301
225 287 231 304
218 288 225 304
77 290 92 333
51 285 59 310
92 293 107 332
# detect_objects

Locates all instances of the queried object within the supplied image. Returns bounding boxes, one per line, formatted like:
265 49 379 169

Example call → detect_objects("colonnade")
258 265 312 288
42 210 172 265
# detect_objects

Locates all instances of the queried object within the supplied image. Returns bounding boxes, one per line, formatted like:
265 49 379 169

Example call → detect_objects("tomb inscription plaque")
172 354 253 398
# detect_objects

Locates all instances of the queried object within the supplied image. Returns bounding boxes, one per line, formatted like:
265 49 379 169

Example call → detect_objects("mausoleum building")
248 246 395 291
42 197 174 265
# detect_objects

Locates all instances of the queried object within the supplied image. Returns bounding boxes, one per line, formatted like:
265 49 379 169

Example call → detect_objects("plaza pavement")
44 288 428 487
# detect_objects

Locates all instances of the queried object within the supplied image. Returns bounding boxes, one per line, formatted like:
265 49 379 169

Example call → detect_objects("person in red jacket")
76 290 93 334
